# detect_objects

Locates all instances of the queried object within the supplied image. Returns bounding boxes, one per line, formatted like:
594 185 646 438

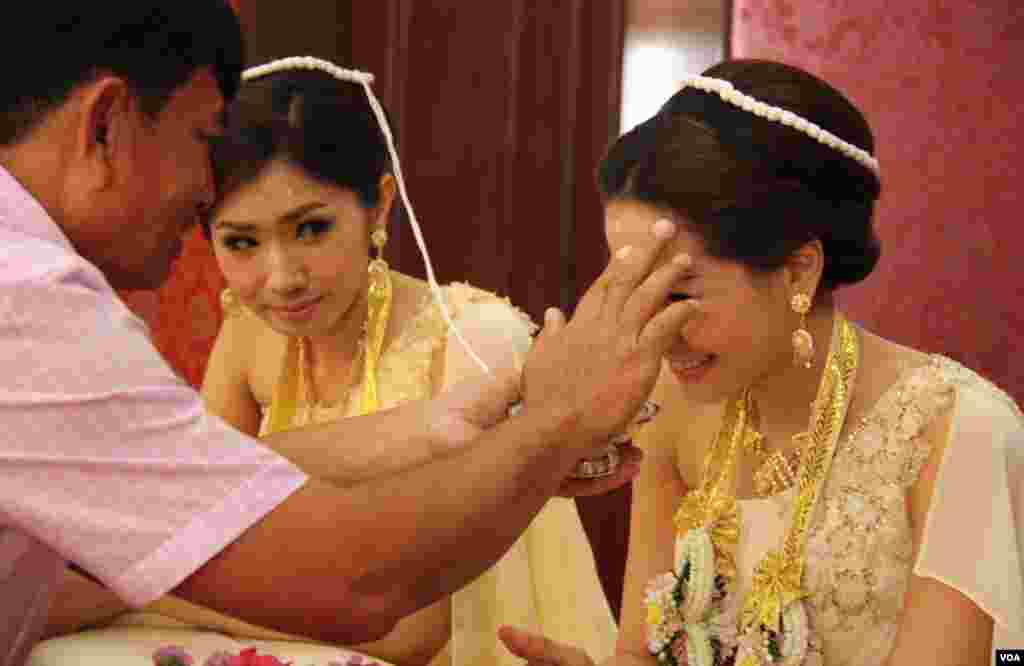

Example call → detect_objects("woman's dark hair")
205 67 395 236
1 2 243 146
599 59 882 289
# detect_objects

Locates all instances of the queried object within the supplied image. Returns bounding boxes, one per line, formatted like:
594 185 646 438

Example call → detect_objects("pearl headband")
679 75 880 176
242 56 491 372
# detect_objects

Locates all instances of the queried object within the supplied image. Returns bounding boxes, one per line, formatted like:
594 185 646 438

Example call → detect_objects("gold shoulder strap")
263 336 304 435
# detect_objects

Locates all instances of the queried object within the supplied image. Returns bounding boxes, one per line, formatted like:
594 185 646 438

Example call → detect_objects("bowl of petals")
153 646 387 666
508 400 660 479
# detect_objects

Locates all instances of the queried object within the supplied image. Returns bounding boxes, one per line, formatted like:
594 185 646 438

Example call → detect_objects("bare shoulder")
850 326 933 417
384 272 437 340
640 363 725 489
390 271 432 320
219 308 290 408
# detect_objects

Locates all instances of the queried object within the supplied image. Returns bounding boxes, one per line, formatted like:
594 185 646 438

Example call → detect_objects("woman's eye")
223 236 257 251
297 218 333 240
668 293 693 302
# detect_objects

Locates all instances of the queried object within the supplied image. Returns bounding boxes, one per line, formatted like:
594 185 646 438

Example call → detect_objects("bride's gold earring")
361 227 393 413
791 292 814 369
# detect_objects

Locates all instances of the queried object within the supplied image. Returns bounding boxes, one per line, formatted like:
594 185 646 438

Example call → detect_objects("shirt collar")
0 164 75 251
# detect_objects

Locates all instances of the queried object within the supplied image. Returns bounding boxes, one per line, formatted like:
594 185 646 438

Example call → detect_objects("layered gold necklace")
264 273 393 433
743 394 806 498
674 313 859 662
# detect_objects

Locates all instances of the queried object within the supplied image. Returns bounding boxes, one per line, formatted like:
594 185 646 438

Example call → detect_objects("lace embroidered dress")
28 274 617 666
675 355 1024 665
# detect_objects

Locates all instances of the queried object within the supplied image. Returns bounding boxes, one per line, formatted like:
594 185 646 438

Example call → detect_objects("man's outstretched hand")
522 218 698 461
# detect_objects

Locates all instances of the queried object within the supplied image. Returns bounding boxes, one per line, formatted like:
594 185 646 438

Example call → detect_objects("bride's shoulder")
859 329 1018 420
640 365 725 486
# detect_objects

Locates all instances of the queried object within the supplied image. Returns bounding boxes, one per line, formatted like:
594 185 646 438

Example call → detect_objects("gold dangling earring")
790 292 814 369
360 227 393 414
220 287 244 319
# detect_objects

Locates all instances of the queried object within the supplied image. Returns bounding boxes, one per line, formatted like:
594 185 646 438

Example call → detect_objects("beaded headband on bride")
678 75 880 175
242 56 491 373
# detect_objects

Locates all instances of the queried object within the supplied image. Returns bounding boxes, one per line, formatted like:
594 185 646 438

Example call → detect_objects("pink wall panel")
733 0 1024 404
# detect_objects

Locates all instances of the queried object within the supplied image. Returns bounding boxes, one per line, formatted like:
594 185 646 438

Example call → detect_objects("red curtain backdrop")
119 230 225 388
732 0 1024 405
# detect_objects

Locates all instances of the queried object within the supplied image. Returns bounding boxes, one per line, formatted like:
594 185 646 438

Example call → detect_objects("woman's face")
604 198 794 404
210 159 391 338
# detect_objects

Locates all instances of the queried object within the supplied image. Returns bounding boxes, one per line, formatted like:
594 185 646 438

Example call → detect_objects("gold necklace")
674 314 859 661
742 395 805 497
298 335 366 411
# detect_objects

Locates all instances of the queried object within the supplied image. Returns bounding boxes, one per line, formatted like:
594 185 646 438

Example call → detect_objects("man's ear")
74 76 135 191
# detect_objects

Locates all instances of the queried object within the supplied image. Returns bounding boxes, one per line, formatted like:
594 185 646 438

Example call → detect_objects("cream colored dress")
29 278 617 666
675 355 1024 665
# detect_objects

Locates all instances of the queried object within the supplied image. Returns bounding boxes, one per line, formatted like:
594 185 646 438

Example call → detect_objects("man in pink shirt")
0 3 697 665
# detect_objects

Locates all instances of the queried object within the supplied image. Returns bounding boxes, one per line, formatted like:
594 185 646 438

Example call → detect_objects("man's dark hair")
1 2 244 146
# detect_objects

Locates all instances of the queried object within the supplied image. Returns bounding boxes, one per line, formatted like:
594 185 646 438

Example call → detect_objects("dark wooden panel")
240 0 350 66
569 1 631 622
240 0 633 621
350 0 631 621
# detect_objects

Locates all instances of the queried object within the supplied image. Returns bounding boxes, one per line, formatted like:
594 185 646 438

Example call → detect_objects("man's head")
0 3 244 290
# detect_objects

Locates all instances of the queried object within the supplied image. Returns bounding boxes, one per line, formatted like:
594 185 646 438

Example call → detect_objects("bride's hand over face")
521 219 698 459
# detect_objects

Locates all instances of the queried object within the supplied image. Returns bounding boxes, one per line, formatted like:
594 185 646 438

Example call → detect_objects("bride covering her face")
32 59 618 666
500 59 1024 666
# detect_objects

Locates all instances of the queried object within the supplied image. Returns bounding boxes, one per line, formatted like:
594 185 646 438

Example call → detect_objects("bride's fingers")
498 626 595 666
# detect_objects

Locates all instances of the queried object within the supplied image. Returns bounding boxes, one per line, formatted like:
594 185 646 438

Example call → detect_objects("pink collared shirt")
0 166 308 666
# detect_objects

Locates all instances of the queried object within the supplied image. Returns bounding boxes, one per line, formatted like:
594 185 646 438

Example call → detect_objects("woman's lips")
668 354 715 381
272 297 322 321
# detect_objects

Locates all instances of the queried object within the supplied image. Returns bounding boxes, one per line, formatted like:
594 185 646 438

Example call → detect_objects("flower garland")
646 315 858 666
645 528 738 666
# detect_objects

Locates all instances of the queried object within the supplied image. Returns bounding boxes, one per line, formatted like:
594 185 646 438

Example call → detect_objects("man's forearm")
262 400 445 486
43 568 132 638
180 404 591 643
336 404 587 612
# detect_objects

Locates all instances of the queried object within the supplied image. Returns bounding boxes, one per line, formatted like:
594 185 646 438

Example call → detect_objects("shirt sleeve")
912 382 1024 648
0 255 308 606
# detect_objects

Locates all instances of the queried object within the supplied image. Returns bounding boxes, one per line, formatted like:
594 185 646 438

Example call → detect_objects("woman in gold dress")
32 58 616 666
498 60 1024 666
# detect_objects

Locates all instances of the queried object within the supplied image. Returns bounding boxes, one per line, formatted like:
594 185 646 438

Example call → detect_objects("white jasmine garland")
646 526 738 666
780 602 809 660
680 528 715 622
685 624 716 666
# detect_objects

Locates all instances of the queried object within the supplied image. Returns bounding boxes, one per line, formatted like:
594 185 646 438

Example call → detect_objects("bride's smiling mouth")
667 353 716 381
